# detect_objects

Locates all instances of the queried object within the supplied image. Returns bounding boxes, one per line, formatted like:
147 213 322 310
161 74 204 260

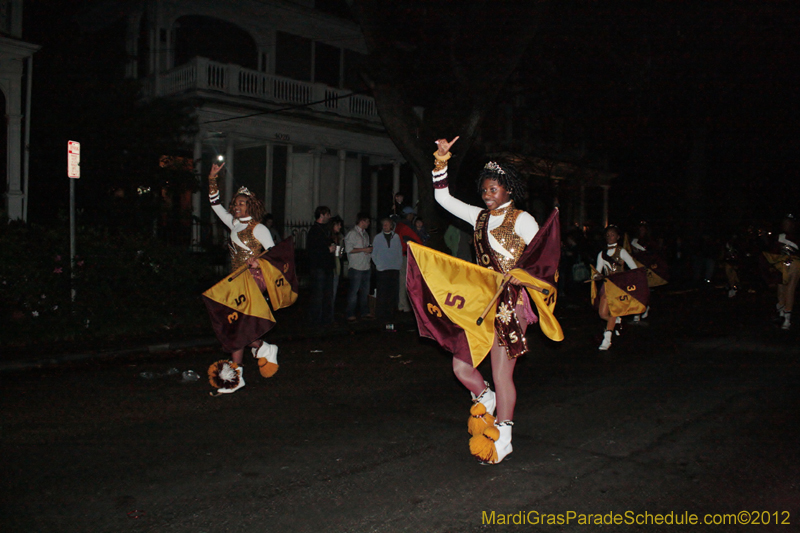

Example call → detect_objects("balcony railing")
151 57 379 122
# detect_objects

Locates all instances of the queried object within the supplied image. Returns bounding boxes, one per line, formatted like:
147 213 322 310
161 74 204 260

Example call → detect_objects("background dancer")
593 225 639 351
767 214 800 330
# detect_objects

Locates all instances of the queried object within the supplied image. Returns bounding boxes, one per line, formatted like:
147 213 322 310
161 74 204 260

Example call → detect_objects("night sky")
525 1 800 230
20 0 800 233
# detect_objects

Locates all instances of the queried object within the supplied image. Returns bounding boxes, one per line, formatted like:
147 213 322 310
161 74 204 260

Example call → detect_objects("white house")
85 0 405 246
0 0 38 221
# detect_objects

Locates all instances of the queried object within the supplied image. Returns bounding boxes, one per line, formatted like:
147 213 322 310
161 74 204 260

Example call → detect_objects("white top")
595 245 638 275
212 204 274 252
433 171 538 264
778 233 798 253
344 225 372 271
630 238 647 252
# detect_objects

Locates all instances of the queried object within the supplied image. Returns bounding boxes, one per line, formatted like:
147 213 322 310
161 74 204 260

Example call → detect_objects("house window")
314 42 340 87
0 0 9 34
314 0 353 20
343 49 366 91
174 16 257 70
276 31 312 82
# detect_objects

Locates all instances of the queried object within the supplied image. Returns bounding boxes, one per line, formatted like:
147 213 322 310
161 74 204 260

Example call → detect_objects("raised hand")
435 136 459 157
209 162 225 179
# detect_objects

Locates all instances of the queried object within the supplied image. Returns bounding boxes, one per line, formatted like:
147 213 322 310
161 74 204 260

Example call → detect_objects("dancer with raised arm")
205 162 280 393
429 136 543 464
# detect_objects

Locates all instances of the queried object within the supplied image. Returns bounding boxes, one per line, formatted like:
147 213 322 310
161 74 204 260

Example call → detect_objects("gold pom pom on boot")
221 366 245 393
469 425 499 464
468 402 496 436
470 420 513 465
468 382 496 436
208 360 245 395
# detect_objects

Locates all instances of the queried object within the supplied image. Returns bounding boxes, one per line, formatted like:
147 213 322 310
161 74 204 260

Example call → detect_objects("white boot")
614 316 622 336
486 421 513 464
470 381 496 415
496 421 513 463
254 342 279 378
598 330 612 351
782 312 791 330
253 341 279 365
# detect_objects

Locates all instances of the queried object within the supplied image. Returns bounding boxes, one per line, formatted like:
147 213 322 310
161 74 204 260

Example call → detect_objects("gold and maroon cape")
623 234 669 287
407 209 564 368
763 252 800 285
202 238 298 352
590 265 651 317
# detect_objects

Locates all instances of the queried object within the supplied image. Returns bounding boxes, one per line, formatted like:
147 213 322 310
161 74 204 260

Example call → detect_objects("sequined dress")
208 177 275 276
432 158 540 358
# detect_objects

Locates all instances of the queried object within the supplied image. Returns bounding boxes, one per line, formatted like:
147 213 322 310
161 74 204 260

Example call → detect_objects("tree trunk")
347 0 544 250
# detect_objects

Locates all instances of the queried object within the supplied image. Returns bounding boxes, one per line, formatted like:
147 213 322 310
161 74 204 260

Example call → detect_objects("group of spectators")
299 193 434 328
283 199 800 333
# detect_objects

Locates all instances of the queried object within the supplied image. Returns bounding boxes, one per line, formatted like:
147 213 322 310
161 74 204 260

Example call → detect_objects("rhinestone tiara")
483 161 505 174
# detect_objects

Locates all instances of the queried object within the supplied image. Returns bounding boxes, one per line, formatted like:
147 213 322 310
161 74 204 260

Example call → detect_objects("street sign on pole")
68 140 80 179
68 140 80 302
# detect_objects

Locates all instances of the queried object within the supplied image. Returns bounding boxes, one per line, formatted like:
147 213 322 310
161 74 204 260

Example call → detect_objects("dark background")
20 0 800 234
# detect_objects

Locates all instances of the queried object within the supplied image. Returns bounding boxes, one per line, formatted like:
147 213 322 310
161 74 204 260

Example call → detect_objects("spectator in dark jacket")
307 206 335 325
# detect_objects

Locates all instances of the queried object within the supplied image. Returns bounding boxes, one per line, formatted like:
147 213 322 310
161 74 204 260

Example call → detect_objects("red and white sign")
68 140 80 179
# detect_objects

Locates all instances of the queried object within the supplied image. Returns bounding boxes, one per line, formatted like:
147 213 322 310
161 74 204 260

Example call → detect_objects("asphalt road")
2 287 799 532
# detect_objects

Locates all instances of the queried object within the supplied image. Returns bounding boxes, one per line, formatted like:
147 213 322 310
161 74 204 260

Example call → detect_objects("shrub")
0 222 217 349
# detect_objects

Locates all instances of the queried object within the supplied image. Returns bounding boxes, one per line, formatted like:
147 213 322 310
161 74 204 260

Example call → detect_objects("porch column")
392 160 401 200
224 135 236 206
284 145 294 223
5 112 23 220
370 169 378 228
22 54 35 222
192 133 203 251
125 13 141 78
337 149 346 217
264 142 273 213
311 147 324 208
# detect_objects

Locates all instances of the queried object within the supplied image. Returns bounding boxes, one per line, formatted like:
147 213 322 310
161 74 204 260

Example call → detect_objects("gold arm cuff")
433 151 452 162
433 159 449 172
208 176 219 196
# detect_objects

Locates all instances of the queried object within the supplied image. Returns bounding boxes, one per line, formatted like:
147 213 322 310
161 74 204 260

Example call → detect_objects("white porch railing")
282 220 313 250
153 57 379 122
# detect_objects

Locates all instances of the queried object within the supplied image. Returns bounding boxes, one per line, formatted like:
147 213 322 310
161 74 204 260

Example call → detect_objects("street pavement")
2 286 799 532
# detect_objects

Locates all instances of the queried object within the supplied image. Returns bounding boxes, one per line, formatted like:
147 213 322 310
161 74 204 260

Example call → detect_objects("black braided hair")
476 162 527 203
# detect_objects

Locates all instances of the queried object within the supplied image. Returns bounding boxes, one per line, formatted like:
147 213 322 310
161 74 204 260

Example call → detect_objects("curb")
0 316 418 373
0 337 220 373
